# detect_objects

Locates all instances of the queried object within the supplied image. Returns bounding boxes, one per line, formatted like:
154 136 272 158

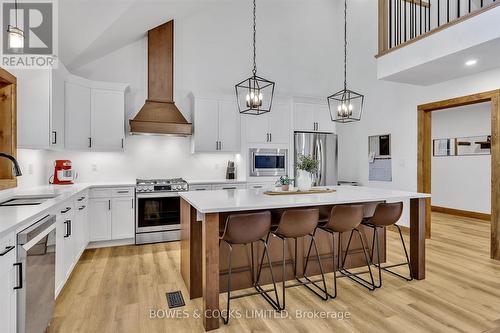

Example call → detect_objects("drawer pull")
78 205 86 211
77 197 85 201
117 190 130 194
61 207 71 214
0 245 15 256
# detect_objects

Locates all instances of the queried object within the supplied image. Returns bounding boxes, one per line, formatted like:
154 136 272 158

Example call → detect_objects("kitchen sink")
0 194 60 207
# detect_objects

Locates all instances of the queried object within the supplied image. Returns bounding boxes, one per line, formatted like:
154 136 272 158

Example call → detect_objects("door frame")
417 89 500 260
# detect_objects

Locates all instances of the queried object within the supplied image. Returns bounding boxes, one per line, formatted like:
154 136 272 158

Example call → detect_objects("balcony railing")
377 0 500 56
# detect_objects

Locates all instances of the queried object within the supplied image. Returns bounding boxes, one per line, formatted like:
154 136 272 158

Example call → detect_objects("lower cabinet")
111 197 135 240
89 187 135 242
89 198 112 241
0 232 17 333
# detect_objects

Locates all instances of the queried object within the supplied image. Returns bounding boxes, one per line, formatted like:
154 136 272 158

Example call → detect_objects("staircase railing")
378 0 500 56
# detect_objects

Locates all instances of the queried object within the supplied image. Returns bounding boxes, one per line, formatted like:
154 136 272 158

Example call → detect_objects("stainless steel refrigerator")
294 131 338 186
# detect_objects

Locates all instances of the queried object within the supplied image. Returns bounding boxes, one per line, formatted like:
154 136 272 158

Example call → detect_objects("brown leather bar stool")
219 211 280 325
316 205 376 298
362 202 413 288
264 208 328 310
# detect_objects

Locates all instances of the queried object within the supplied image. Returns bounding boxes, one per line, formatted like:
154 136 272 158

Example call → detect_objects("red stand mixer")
52 160 75 185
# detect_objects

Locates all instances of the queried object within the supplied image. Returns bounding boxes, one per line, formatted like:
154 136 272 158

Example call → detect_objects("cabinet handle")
254 186 263 189
269 133 272 142
77 197 85 202
121 138 124 148
266 133 269 142
78 205 86 211
88 137 92 148
216 141 218 150
14 262 22 290
52 131 57 145
69 220 72 236
61 207 71 214
222 187 237 190
64 220 70 238
117 190 129 194
195 188 206 191
109 200 111 210
132 198 134 209
219 141 222 150
0 245 15 256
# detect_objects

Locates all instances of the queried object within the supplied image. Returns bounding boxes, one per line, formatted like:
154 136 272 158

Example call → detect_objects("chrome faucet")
0 152 22 176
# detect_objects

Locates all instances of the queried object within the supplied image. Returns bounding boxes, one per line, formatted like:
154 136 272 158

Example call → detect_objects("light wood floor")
48 212 500 333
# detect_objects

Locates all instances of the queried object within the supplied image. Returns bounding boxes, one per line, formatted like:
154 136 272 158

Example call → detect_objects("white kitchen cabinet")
65 81 92 150
14 66 68 150
218 100 241 152
111 197 135 240
246 182 275 190
89 188 135 242
50 68 66 149
74 199 89 257
189 184 212 191
0 232 16 333
293 102 335 132
244 102 290 144
91 89 125 151
55 203 77 294
89 198 112 242
193 98 241 152
212 183 247 190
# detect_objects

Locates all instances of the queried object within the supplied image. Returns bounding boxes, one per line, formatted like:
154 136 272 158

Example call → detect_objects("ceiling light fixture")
235 0 275 116
465 59 477 66
7 0 24 51
327 0 364 123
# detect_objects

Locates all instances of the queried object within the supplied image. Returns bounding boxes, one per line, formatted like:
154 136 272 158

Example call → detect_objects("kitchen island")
179 186 430 331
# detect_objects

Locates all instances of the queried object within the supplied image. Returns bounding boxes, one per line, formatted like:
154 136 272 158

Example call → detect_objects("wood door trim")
417 89 500 260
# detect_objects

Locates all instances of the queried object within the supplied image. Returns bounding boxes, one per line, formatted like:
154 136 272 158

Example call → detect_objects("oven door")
136 192 181 233
250 148 288 177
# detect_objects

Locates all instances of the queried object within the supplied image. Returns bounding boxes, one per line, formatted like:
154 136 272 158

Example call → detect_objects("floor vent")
166 291 185 308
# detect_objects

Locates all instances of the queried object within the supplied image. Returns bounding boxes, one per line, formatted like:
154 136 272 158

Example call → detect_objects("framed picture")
433 138 455 156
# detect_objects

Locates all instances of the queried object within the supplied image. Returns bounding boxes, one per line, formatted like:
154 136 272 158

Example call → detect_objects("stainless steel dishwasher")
16 214 56 333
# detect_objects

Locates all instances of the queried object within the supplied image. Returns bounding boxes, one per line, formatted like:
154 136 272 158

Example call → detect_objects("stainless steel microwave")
249 148 288 177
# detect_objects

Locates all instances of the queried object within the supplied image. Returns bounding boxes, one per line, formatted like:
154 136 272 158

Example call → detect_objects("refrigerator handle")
316 137 325 186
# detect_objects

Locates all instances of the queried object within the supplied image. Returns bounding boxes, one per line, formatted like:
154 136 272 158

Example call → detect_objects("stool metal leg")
254 236 281 310
339 229 376 291
369 224 413 288
301 230 329 300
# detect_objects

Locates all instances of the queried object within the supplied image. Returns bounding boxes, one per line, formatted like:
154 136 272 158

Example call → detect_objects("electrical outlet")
91 164 98 172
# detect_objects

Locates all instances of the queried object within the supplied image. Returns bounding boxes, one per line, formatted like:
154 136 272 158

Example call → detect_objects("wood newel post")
378 0 389 54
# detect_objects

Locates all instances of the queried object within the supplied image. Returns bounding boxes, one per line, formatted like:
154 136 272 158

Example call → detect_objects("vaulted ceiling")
59 0 226 70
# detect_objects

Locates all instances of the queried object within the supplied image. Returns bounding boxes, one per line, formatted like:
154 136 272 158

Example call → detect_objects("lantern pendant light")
235 0 275 115
327 0 364 123
7 0 24 51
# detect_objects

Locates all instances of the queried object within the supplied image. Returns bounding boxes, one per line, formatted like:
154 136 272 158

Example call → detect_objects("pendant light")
7 0 24 51
235 0 275 115
327 0 364 123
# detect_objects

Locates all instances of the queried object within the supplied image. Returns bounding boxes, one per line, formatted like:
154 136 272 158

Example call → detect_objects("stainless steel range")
135 178 189 244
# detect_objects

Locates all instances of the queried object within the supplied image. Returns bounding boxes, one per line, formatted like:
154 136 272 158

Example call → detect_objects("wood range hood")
129 20 192 136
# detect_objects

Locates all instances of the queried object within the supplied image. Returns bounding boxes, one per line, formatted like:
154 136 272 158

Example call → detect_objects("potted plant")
295 154 318 191
276 176 292 191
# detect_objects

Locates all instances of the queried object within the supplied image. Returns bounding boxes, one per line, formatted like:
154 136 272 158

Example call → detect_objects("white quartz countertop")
0 182 135 238
179 186 430 214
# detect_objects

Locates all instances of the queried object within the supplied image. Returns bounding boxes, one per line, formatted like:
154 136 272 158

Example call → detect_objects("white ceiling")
59 0 227 70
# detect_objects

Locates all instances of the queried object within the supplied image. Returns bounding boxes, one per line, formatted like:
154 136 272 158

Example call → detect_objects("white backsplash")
13 135 241 189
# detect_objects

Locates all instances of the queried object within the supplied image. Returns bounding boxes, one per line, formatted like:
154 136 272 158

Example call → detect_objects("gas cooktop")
136 178 189 193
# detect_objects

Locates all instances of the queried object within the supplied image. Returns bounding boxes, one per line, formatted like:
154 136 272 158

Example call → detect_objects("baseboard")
431 205 490 221
387 224 410 235
86 238 135 249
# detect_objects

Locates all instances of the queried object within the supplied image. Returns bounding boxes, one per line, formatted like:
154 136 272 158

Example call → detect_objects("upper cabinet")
293 101 335 133
90 88 125 151
14 67 62 150
65 81 91 150
15 64 127 152
244 102 291 144
192 98 241 153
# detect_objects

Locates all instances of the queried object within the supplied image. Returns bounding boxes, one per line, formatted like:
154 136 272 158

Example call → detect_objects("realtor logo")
1 0 58 68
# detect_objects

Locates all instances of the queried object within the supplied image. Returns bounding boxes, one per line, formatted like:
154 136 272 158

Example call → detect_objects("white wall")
431 103 491 213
